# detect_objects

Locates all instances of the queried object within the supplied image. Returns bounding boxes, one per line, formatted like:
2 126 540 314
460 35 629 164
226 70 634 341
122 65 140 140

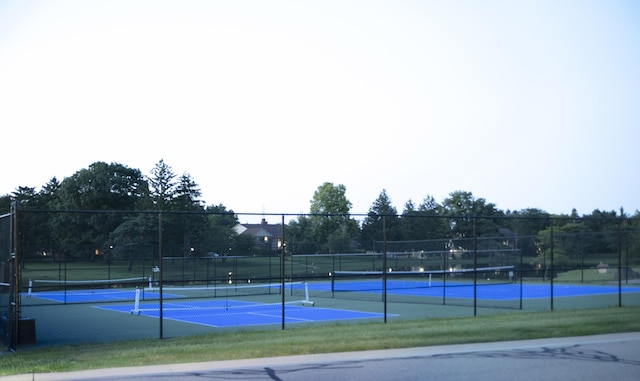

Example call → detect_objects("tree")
11 186 37 204
204 204 239 256
174 173 203 211
39 177 61 209
361 189 399 246
504 208 551 258
108 213 158 269
627 211 640 267
25 180 61 259
442 191 502 236
146 161 208 255
308 182 358 253
148 159 177 210
3 180 62 260
166 172 207 255
400 195 448 241
0 194 10 213
286 215 317 254
54 162 147 211
10 186 41 259
534 223 576 279
441 191 505 254
582 209 620 255
51 162 148 258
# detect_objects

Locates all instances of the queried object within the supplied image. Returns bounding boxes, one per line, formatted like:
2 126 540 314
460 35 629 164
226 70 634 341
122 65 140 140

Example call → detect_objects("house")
597 262 609 274
234 218 283 252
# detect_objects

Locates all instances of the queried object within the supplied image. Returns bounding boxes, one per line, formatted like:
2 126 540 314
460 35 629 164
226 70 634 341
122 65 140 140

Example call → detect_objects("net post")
131 287 141 315
27 279 32 297
330 272 335 297
301 281 315 306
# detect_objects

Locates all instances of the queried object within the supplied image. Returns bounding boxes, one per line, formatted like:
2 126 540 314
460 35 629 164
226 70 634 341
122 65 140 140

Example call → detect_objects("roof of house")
235 218 282 238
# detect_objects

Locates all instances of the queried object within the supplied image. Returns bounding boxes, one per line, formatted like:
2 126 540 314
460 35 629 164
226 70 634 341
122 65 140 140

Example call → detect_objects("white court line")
247 312 314 322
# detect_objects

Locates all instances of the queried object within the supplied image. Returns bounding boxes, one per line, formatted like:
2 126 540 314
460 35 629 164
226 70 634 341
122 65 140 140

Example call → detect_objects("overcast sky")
1 0 639 222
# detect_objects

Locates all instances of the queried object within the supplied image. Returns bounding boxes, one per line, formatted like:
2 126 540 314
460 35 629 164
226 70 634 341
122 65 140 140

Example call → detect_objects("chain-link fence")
3 207 639 350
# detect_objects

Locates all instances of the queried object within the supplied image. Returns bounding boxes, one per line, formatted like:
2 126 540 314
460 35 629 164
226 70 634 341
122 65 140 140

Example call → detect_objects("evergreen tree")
361 189 399 246
148 159 177 210
174 173 203 211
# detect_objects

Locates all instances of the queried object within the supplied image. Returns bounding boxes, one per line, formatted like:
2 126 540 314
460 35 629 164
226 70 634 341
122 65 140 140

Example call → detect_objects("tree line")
2 160 245 261
2 161 639 270
288 183 639 271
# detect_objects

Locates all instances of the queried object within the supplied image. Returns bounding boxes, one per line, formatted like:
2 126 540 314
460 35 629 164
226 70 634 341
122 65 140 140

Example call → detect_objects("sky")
1 0 639 223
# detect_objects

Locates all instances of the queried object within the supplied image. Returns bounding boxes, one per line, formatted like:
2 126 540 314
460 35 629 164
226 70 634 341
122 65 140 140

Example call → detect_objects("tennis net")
28 277 148 295
131 285 313 315
148 281 304 301
26 277 304 305
332 265 515 290
322 266 515 297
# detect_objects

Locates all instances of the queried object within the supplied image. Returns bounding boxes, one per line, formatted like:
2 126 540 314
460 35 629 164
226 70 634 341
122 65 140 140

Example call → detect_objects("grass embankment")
2 306 640 376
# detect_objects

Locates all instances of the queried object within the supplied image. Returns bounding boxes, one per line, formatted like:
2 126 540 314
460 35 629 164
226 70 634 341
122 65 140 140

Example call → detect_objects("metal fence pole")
550 222 554 311
158 212 163 340
618 219 623 307
473 217 477 317
9 202 19 351
519 235 523 310
383 216 387 323
281 214 286 330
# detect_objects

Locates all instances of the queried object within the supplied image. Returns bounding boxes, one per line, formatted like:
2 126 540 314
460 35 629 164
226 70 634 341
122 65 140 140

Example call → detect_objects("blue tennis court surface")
308 280 640 301
30 281 640 304
96 300 391 328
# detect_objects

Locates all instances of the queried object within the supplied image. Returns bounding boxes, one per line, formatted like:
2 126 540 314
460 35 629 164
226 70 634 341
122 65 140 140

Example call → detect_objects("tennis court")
29 279 640 304
25 282 393 329
6 209 640 352
24 279 291 305
313 279 640 301
95 299 390 328
15 276 639 349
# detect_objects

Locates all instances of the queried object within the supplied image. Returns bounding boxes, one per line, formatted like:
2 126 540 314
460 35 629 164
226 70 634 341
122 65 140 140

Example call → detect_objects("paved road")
3 333 640 381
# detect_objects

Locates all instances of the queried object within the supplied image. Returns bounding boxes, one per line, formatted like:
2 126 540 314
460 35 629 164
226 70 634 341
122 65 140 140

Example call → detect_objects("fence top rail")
162 255 252 259
333 265 516 276
292 249 522 258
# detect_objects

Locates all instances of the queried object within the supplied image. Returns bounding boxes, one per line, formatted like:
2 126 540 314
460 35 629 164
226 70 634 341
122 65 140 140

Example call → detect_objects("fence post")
9 201 19 351
519 233 523 310
382 215 387 323
550 222 554 311
473 217 477 317
618 218 623 307
158 212 163 340
281 214 286 330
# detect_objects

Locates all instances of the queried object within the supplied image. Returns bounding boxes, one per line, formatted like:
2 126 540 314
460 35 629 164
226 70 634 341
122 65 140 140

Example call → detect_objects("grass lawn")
2 305 640 376
554 267 639 283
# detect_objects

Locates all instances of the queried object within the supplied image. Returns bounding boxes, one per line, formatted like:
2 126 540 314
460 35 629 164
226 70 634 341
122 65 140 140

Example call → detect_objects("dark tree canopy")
3 161 639 264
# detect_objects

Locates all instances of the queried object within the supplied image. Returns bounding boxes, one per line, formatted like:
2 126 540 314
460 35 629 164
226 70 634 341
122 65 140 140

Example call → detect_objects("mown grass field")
2 306 640 377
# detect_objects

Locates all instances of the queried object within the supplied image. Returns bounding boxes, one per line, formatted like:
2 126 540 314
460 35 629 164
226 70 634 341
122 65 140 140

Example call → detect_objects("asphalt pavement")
2 332 639 381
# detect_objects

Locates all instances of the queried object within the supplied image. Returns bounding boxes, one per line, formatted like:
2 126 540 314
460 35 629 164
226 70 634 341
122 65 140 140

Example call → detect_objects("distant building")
234 218 282 251
597 262 609 274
